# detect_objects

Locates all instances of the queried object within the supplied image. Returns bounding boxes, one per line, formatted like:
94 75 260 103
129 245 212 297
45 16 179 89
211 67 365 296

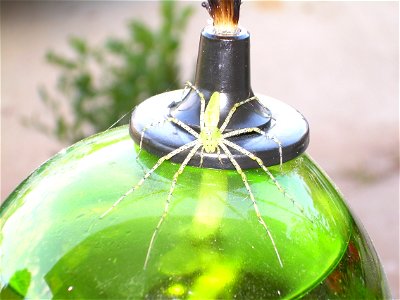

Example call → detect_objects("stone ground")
1 1 399 297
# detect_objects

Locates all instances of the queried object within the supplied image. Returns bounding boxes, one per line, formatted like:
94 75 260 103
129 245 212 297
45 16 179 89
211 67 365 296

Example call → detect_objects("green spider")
101 82 304 269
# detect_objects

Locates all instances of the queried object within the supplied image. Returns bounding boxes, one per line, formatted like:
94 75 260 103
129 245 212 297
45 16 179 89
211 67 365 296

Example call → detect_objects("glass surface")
0 126 390 299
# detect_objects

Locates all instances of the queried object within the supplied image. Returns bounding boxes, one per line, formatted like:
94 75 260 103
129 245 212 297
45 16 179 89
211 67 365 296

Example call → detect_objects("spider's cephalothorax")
200 126 222 153
101 82 308 269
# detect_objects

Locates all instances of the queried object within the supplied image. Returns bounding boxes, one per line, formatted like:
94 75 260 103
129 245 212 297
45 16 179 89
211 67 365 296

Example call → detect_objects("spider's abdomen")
200 127 222 153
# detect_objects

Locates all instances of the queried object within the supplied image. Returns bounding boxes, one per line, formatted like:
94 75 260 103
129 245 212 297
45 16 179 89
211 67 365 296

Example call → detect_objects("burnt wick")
202 0 242 35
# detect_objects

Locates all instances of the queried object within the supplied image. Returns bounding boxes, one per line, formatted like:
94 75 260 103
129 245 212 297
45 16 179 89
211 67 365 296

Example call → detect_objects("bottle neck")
194 27 253 99
170 27 271 131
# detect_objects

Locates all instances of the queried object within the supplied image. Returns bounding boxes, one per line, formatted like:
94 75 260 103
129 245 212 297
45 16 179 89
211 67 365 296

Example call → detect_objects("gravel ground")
1 1 398 297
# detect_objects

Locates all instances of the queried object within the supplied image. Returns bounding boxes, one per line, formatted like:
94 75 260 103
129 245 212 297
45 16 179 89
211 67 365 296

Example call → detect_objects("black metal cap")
129 27 309 169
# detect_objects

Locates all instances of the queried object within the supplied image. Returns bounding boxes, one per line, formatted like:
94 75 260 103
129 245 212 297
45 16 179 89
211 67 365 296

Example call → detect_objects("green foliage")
28 2 193 143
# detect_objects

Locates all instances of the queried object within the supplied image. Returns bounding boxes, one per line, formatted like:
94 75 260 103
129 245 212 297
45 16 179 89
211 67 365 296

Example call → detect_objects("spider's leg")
223 128 283 170
219 142 283 267
180 83 192 103
267 134 283 171
223 140 308 219
167 117 199 138
138 119 167 158
106 84 195 133
220 96 267 133
186 81 206 130
105 107 135 131
216 146 223 165
144 142 202 269
100 140 198 219
222 127 262 139
138 117 199 158
199 146 205 167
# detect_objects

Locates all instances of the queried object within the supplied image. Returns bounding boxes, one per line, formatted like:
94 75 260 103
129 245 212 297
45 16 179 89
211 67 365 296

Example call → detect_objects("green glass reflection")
0 126 390 299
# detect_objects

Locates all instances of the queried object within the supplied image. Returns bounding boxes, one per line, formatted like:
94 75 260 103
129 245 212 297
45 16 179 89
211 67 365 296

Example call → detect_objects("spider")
101 82 306 269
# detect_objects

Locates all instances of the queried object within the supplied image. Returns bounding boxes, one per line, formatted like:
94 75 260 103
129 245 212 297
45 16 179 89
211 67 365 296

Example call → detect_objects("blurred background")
1 1 398 296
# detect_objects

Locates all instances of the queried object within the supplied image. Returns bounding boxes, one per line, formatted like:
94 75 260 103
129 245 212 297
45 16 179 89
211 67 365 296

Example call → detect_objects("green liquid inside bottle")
0 126 390 299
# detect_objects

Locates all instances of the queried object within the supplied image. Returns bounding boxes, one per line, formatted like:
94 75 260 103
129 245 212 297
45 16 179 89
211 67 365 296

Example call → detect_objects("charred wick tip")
202 0 242 35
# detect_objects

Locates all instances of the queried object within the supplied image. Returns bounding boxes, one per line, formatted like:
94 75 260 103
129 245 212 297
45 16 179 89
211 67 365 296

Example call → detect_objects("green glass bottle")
1 1 391 298
0 126 390 299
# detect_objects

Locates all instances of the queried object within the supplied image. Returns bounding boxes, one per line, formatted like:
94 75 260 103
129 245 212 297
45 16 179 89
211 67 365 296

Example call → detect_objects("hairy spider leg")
144 142 202 269
222 127 283 169
177 83 192 106
216 146 223 165
137 117 199 158
219 142 283 267
100 140 198 219
105 107 136 132
223 139 309 220
267 135 283 170
134 81 201 157
199 146 205 167
185 81 206 129
220 95 266 132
